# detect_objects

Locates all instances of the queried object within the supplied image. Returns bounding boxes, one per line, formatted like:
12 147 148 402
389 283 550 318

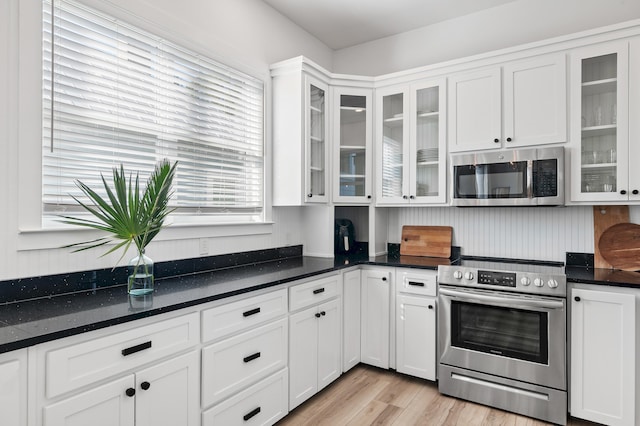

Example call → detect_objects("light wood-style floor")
276 365 600 426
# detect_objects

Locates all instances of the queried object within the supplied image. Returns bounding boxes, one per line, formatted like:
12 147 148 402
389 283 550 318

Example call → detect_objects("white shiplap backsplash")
390 206 640 262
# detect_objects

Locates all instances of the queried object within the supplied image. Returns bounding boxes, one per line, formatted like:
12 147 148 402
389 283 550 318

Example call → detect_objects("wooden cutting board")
593 205 629 269
400 226 452 258
598 222 640 271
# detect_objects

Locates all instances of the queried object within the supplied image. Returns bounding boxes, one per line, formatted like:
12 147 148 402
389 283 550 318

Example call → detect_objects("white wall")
333 0 640 76
0 0 331 281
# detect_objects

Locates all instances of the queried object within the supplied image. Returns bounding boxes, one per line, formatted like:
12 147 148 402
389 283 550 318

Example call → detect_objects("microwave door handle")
439 287 564 310
527 160 533 199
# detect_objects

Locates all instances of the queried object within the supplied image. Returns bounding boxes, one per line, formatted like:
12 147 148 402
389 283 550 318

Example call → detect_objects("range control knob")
520 277 531 286
453 271 463 280
464 271 474 281
533 278 544 287
547 279 559 288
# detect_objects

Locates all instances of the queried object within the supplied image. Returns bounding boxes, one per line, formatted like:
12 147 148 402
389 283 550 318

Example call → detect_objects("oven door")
438 286 566 390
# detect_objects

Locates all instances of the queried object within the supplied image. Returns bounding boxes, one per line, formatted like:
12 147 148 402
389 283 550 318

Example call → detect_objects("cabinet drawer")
202 289 287 343
45 312 199 399
202 318 287 408
397 270 437 297
289 275 340 311
202 369 288 426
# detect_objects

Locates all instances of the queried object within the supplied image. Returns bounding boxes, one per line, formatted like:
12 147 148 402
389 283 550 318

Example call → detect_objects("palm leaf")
60 160 177 264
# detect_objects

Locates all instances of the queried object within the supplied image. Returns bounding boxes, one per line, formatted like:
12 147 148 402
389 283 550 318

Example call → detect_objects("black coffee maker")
334 219 356 254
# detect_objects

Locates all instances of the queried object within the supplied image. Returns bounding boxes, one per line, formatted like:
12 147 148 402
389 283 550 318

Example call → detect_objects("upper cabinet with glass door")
333 88 373 204
570 41 630 202
271 57 330 206
306 77 329 203
376 79 447 205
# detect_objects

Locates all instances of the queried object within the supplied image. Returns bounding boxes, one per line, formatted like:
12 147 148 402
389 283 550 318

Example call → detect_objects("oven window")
451 301 548 364
454 162 527 199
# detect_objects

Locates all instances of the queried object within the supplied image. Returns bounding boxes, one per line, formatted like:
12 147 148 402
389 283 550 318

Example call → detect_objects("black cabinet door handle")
243 352 261 363
122 341 152 357
428 305 434 309
243 307 261 317
574 296 581 302
320 311 326 316
494 138 499 143
506 137 512 142
243 407 261 421
620 190 627 195
382 277 387 281
140 381 151 391
315 312 321 318
313 288 325 295
408 281 425 287
308 193 313 198
633 190 639 195
125 388 136 397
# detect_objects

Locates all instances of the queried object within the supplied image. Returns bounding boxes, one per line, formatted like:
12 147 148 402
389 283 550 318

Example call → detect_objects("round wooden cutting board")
598 222 640 271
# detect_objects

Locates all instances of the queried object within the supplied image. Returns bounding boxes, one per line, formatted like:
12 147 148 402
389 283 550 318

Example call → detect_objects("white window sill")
18 220 274 252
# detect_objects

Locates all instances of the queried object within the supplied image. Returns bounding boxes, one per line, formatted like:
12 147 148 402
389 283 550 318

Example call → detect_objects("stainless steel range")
437 259 567 425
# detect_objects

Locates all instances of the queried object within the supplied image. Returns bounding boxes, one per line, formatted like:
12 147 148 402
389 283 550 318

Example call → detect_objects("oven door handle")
439 288 564 310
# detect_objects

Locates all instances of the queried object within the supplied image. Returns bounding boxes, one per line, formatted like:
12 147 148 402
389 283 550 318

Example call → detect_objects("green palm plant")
60 160 177 292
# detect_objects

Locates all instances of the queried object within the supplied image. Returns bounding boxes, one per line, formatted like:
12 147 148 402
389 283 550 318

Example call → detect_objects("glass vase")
128 250 154 296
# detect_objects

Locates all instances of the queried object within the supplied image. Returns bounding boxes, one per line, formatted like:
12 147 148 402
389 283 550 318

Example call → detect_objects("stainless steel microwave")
451 147 564 206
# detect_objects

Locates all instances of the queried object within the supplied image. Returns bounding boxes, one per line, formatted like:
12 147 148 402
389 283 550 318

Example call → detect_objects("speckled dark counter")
0 246 454 354
566 266 640 288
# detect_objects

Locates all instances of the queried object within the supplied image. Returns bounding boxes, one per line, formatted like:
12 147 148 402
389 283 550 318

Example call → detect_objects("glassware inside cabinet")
415 86 440 197
309 84 326 197
381 93 404 198
339 95 367 197
580 53 618 194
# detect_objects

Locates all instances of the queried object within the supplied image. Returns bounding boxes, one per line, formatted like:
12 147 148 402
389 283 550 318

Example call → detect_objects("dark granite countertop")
0 249 451 354
2 244 637 355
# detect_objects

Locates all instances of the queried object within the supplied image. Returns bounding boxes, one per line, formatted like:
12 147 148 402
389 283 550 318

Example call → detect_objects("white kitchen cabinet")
570 40 632 203
395 270 437 381
376 79 447 205
43 351 199 426
332 87 373 204
448 53 566 152
360 269 391 368
570 287 636 425
289 298 341 410
271 58 330 205
342 269 361 372
0 349 27 426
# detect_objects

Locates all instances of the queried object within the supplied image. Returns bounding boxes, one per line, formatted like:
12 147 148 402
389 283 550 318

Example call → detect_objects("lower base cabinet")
202 369 288 425
396 294 436 380
0 349 27 426
360 269 391 369
289 298 341 410
43 351 200 426
570 286 636 426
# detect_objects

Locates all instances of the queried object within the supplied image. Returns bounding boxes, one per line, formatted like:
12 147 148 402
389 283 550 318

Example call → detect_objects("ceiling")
261 0 518 50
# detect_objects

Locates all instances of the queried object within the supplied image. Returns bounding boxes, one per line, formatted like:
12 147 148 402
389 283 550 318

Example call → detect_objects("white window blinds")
43 0 264 219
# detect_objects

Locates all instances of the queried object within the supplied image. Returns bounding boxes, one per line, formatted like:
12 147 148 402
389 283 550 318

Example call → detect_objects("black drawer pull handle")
313 288 325 295
574 296 581 302
315 312 321 318
320 311 326 316
243 307 261 317
141 381 151 391
408 281 425 287
428 305 434 309
125 388 136 397
122 341 152 356
243 407 261 421
243 352 261 363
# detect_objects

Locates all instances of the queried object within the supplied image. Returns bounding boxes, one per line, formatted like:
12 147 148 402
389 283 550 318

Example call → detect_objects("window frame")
16 0 273 251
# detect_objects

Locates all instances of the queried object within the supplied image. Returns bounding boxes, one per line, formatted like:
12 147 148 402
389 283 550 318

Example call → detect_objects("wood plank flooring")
276 365 600 426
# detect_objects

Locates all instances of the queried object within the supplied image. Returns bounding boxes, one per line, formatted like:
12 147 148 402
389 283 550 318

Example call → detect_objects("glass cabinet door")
571 42 629 201
411 80 446 203
377 88 409 204
306 77 329 202
333 88 372 203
